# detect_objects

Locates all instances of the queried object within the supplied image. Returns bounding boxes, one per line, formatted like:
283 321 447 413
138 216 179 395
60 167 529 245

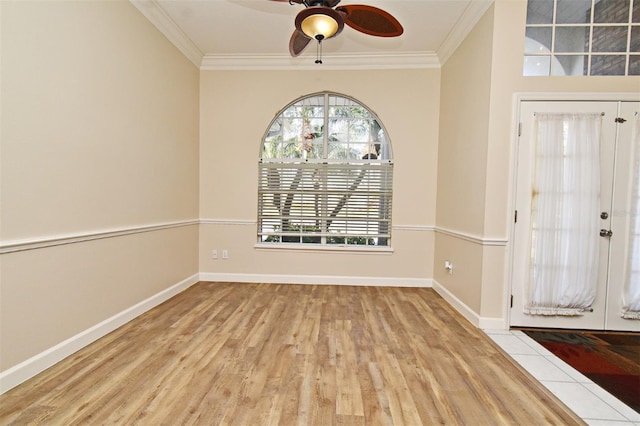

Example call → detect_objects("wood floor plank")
0 282 585 425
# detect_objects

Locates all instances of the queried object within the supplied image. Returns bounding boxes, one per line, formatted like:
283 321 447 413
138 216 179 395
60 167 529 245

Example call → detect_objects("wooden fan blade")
268 0 338 4
336 4 403 37
289 29 312 56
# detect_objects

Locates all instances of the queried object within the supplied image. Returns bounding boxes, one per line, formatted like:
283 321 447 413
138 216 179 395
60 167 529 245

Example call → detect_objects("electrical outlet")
444 260 453 274
211 250 218 260
222 249 229 259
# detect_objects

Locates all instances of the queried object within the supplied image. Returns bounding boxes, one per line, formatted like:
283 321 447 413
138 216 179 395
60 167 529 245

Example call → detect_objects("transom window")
257 92 393 248
524 0 640 76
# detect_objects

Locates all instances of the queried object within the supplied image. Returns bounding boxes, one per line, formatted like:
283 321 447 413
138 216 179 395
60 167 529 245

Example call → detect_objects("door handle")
600 229 613 237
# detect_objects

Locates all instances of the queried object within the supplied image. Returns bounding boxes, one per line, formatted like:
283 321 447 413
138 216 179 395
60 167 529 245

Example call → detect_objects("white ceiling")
132 0 493 69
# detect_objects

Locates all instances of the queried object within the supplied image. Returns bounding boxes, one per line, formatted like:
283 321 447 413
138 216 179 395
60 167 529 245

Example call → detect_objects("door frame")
506 92 640 330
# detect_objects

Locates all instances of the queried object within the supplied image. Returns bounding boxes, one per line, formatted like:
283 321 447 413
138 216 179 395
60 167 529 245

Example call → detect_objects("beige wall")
0 1 199 370
435 5 495 315
435 0 640 323
1 227 198 369
199 69 439 280
436 7 494 236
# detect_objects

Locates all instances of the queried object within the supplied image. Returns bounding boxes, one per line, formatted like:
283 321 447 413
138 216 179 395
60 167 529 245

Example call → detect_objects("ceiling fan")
271 0 403 61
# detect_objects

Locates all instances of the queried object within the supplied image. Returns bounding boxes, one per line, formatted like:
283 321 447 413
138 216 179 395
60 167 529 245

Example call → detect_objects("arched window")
258 92 393 248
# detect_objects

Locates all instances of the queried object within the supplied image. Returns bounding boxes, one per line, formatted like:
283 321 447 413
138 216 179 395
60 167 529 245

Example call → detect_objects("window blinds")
258 161 392 245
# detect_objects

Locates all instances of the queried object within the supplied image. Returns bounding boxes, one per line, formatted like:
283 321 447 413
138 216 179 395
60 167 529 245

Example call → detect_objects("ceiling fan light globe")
301 14 338 39
295 7 344 40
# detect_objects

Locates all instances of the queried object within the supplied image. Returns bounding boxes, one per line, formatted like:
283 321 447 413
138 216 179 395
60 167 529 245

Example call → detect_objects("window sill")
254 243 394 254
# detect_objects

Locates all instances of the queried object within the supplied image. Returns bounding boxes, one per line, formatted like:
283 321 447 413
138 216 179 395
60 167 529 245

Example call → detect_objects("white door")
607 102 640 331
510 101 640 331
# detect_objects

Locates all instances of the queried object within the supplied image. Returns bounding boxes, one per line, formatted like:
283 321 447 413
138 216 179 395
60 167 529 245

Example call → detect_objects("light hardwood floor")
0 282 584 425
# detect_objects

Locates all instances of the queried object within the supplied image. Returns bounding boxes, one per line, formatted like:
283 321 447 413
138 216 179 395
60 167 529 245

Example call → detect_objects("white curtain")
525 113 602 316
622 112 640 319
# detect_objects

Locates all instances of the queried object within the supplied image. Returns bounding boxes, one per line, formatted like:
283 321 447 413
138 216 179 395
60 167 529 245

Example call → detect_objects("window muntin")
524 0 640 76
258 92 393 248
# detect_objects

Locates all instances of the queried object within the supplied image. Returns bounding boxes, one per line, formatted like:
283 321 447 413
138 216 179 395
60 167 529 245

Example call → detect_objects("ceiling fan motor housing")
301 0 342 7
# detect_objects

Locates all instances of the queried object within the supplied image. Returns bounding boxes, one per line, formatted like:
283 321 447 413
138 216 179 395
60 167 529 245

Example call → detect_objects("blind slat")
258 162 393 246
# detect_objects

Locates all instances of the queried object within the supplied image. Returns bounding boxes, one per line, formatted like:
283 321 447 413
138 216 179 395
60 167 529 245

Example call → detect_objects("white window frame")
257 92 393 251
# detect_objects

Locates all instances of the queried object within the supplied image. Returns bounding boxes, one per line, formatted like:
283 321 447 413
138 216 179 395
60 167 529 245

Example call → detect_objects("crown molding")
437 0 494 66
131 0 493 71
129 0 203 68
200 52 441 71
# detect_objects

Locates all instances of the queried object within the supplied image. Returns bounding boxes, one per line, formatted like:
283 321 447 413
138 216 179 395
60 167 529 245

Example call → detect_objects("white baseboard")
432 280 507 330
0 273 199 394
198 272 432 288
1 274 505 395
478 316 508 330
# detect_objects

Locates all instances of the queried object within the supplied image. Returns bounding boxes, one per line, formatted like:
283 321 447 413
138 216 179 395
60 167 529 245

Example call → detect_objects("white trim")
393 225 435 232
129 0 203 68
432 279 507 329
438 0 494 66
0 220 199 254
432 279 480 326
200 52 440 71
199 272 431 288
254 243 394 254
0 274 200 394
435 226 508 246
0 221 508 254
478 316 507 330
203 219 510 247
130 0 497 71
200 219 256 226
200 220 436 232
515 92 640 103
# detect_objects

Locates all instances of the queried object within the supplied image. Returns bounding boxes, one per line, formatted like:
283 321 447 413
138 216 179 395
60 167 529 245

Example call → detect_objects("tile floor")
483 329 640 426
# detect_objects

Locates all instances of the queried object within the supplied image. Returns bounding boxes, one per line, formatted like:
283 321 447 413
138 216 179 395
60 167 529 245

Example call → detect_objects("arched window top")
261 92 393 163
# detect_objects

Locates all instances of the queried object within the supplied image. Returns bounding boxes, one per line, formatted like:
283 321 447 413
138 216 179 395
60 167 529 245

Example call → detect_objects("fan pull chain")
315 35 324 64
